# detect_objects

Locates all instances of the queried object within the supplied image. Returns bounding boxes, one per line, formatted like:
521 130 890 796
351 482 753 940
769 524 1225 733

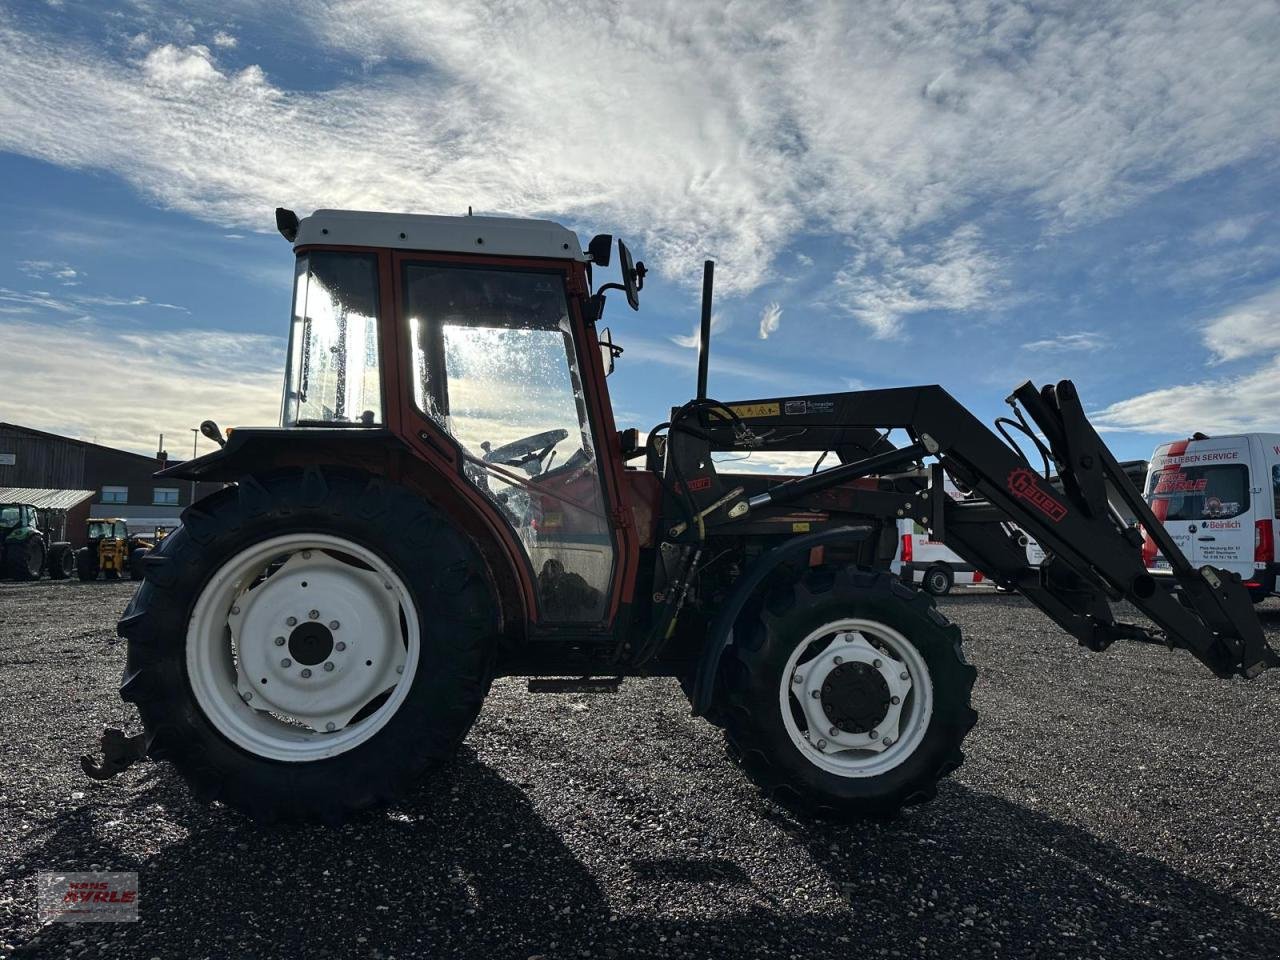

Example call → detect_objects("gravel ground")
2 579 1279 959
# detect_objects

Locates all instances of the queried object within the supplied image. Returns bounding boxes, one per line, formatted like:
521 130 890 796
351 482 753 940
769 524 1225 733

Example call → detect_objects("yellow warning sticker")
725 402 780 419
791 521 811 533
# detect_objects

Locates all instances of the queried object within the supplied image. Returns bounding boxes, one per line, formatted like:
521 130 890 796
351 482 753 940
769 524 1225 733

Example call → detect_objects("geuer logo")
1007 467 1068 523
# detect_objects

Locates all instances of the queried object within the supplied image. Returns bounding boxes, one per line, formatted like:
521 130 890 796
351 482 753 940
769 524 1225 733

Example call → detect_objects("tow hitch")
80 728 148 780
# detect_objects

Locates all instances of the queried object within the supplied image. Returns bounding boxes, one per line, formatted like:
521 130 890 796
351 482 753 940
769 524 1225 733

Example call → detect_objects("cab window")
402 263 614 623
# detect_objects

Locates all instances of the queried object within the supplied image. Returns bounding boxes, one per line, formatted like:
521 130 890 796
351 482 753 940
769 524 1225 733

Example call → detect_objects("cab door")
1145 438 1254 575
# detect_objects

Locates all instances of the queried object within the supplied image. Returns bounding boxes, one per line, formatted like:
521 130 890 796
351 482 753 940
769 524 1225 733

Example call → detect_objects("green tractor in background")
0 502 75 580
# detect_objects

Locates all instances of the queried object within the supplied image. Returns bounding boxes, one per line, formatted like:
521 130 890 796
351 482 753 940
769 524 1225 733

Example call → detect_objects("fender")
156 428 402 482
690 524 876 716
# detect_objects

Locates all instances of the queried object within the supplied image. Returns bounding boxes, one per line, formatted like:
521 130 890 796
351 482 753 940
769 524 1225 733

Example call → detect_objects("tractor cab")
271 208 647 625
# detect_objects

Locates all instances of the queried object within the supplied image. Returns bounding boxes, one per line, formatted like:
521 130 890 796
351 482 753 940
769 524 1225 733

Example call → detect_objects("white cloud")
757 301 781 339
211 31 238 49
0 2 1275 304
669 311 729 349
1200 286 1280 363
1093 355 1280 436
18 260 80 285
832 225 1006 337
1022 332 1107 353
0 316 283 455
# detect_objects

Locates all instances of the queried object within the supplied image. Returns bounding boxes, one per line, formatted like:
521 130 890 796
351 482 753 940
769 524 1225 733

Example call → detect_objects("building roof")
0 422 177 465
293 209 586 261
0 487 97 511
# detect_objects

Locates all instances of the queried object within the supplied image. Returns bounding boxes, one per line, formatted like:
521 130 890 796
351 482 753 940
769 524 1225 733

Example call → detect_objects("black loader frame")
666 379 1277 715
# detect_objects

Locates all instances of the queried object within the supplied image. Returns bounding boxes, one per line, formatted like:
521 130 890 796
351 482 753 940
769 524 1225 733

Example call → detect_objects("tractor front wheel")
76 548 98 581
719 567 976 819
118 468 499 822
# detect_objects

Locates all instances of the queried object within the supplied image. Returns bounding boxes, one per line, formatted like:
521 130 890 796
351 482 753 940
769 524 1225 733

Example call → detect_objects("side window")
101 486 127 504
153 487 179 506
403 264 614 623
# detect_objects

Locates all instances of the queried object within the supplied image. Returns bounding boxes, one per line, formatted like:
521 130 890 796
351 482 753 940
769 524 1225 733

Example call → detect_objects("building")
0 423 221 546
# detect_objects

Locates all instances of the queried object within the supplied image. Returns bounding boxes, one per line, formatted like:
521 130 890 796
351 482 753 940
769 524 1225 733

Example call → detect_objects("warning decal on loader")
1007 467 1068 523
722 402 780 419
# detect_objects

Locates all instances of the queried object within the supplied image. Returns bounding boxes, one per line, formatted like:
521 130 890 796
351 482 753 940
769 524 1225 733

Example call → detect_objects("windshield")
89 521 116 539
0 506 18 526
1145 463 1250 521
283 252 383 426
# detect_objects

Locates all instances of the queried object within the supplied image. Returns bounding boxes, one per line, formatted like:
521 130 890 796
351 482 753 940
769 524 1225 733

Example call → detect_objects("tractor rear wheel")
719 566 976 819
48 543 74 580
8 537 45 580
118 468 499 823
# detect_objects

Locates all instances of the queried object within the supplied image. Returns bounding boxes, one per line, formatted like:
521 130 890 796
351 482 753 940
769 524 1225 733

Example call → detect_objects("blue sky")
1 1 1278 465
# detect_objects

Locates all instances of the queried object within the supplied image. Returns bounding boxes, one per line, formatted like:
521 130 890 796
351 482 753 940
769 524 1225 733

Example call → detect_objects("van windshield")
1145 464 1250 521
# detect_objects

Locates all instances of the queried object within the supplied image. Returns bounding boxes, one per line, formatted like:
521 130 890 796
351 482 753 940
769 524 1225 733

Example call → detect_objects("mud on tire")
117 467 499 823
719 565 977 819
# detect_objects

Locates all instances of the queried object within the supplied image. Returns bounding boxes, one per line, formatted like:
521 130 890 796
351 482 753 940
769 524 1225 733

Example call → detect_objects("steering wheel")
482 428 569 471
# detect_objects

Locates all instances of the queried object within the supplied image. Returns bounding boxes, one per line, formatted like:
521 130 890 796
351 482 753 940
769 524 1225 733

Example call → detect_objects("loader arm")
689 380 1277 682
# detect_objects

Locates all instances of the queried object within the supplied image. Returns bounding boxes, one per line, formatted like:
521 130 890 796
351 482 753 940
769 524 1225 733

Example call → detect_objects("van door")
1144 437 1254 577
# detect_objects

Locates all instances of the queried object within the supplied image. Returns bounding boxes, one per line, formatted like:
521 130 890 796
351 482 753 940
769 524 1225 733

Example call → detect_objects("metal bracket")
80 728 148 781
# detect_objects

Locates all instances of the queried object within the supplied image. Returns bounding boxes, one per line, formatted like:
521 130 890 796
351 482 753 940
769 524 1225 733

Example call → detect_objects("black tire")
76 548 98 582
48 543 74 580
128 548 147 581
923 564 954 596
719 566 977 819
8 536 45 581
117 467 499 823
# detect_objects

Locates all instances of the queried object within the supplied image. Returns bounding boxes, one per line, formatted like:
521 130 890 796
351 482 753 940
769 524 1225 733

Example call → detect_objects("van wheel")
923 565 953 596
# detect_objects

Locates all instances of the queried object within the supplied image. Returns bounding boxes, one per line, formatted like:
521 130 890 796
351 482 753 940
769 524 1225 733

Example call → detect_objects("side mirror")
200 420 226 448
587 234 613 267
598 327 623 376
617 240 646 311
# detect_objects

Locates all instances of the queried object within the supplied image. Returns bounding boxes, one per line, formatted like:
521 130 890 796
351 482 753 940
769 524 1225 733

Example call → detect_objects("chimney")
157 433 168 467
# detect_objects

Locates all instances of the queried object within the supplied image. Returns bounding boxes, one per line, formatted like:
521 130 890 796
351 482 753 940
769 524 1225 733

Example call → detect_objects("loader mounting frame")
678 379 1276 714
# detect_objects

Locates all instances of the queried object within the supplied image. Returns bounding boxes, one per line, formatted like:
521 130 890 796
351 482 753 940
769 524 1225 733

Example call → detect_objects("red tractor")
98 207 1276 822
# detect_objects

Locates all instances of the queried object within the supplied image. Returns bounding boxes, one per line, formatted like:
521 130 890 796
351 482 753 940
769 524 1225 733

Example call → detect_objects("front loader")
92 207 1277 822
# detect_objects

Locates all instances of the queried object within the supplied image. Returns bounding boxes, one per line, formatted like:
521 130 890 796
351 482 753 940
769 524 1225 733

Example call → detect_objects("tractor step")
527 676 623 694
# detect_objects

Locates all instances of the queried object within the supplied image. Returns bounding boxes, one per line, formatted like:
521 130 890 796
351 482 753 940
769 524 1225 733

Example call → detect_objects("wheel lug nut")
829 727 839 737
810 690 820 699
816 739 827 751
792 673 802 684
870 729 879 739
329 620 340 630
281 658 291 668
396 665 404 675
286 616 297 626
833 655 843 664
231 605 241 615
873 658 882 668
308 609 319 620
302 550 312 559
325 722 336 732
900 671 909 681
883 737 893 746
274 636 286 646
241 691 253 702
323 662 335 672
301 668 312 678
335 641 346 652
891 695 901 705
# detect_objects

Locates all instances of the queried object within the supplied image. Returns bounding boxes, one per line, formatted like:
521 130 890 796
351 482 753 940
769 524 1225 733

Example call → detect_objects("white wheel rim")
186 533 420 762
777 617 933 778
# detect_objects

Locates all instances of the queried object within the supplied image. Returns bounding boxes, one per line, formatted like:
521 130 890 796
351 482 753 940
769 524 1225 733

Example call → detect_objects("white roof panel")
294 209 585 261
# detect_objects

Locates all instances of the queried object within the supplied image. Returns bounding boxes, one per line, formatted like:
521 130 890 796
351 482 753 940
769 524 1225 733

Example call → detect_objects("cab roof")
294 209 586 262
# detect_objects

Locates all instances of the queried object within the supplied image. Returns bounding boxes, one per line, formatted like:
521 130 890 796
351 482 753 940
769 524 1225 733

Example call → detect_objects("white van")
1142 433 1280 600
895 518 986 595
